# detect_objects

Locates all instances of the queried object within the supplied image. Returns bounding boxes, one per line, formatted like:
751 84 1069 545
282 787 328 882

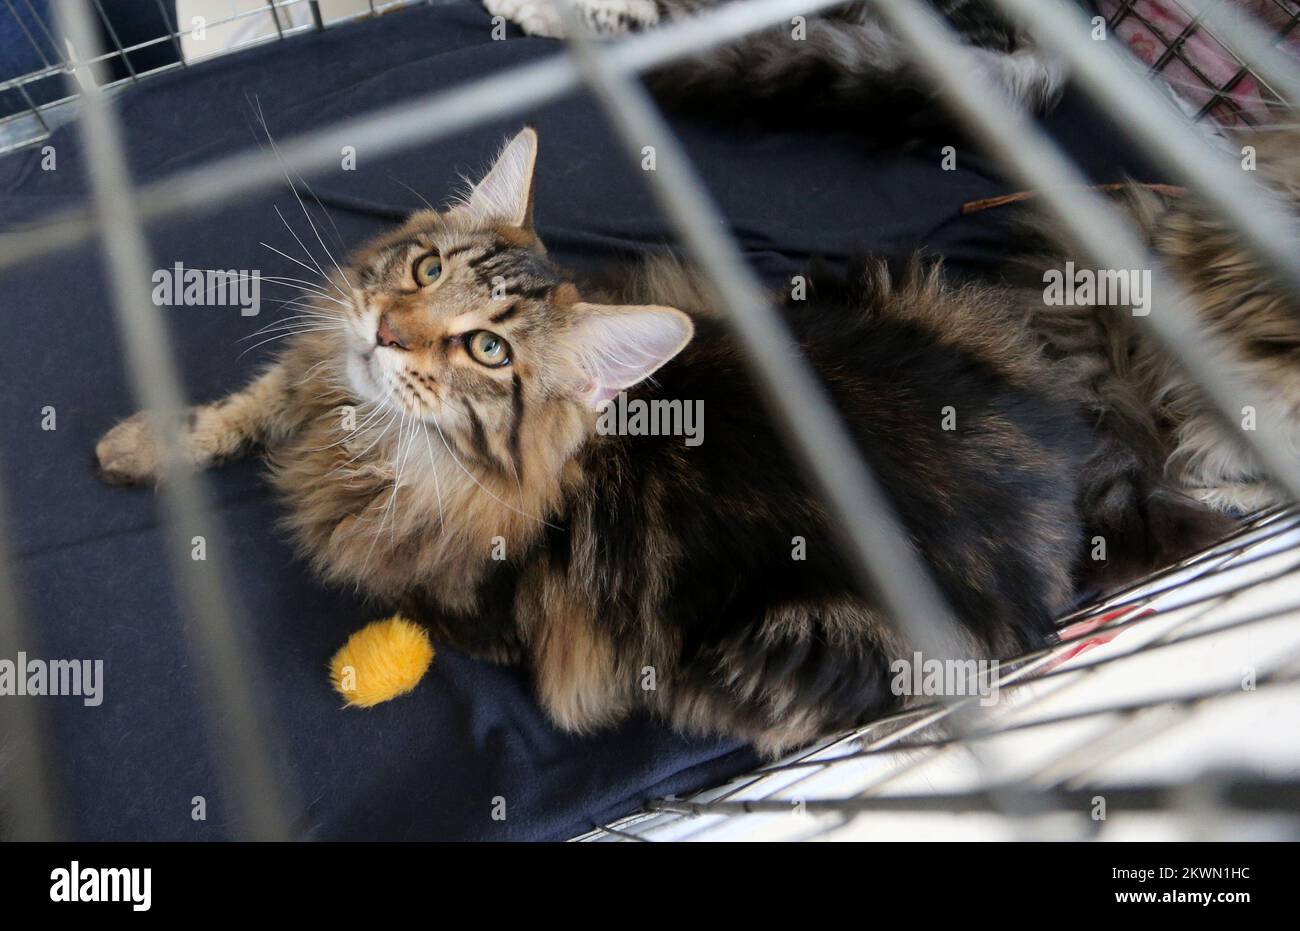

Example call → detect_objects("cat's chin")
345 349 389 409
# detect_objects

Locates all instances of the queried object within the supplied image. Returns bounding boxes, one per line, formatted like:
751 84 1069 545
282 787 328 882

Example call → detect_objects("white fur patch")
482 0 658 38
975 47 1067 111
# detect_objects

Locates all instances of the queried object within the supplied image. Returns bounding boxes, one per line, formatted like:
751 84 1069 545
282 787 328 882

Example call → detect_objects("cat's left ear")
563 302 695 409
462 126 538 230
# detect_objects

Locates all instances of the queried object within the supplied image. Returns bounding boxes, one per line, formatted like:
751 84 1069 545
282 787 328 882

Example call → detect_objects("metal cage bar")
41 0 296 841
0 457 63 841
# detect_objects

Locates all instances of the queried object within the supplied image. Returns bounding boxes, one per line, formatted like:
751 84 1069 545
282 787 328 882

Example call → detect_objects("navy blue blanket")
0 1 1156 840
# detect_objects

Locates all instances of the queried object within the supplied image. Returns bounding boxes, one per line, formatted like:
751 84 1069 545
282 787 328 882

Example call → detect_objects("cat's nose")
376 313 409 350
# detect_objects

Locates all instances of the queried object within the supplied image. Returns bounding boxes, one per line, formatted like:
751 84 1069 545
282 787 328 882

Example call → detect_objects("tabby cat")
97 126 1295 754
482 0 1065 134
1011 127 1300 522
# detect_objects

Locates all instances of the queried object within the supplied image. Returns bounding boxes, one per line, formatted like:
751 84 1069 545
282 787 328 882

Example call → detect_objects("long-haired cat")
1006 126 1300 524
483 0 1064 136
96 127 1261 755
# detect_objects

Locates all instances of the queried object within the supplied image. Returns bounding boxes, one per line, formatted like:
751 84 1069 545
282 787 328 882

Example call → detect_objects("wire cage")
1 0 1299 843
1103 0 1300 126
0 0 436 155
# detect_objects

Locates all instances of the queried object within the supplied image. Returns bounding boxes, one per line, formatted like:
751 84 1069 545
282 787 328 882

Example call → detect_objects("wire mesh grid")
0 0 435 155
1103 0 1300 126
0 0 1297 842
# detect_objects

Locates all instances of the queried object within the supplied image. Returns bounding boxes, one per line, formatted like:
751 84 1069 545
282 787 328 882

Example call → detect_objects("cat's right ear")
562 302 695 409
459 127 538 231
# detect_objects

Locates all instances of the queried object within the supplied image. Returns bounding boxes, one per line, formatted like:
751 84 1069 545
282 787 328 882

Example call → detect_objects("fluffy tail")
644 14 1063 139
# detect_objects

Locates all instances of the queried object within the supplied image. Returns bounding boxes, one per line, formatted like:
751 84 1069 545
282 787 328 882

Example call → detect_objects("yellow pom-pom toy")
329 615 434 708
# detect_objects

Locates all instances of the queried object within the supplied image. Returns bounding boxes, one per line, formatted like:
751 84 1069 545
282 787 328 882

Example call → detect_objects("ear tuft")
565 303 694 409
460 127 538 229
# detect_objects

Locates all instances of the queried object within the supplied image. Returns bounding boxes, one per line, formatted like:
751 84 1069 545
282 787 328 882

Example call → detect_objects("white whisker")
254 97 356 295
260 240 350 302
238 323 346 359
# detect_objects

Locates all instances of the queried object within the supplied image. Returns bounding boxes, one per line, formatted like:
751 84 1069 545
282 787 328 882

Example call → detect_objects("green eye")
466 330 511 367
414 251 442 286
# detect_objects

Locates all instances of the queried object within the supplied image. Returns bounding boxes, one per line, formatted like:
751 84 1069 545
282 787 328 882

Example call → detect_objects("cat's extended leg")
95 364 290 485
481 0 658 39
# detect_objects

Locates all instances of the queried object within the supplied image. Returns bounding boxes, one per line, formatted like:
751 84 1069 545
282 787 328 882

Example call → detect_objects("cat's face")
334 128 693 476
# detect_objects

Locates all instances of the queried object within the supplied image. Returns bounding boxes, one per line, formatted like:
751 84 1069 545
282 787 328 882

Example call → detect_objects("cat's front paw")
95 413 165 486
483 0 565 38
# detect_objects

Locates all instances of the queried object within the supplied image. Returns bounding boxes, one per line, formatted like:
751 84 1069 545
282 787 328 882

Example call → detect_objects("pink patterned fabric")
1099 0 1300 126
